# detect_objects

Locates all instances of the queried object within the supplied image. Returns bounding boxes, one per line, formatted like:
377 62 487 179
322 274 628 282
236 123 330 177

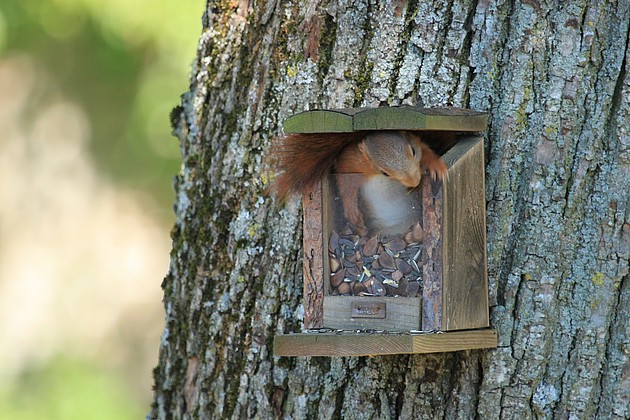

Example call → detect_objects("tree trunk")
151 1 629 418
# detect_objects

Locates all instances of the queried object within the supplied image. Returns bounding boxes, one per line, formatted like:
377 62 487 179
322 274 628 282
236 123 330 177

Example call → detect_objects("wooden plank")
321 176 333 295
275 333 412 356
354 107 487 131
441 137 489 330
421 175 444 330
410 329 496 353
440 135 483 167
302 182 326 328
354 106 488 132
421 108 488 131
284 109 355 133
323 296 421 331
353 107 427 130
354 106 487 131
284 106 488 133
273 329 498 356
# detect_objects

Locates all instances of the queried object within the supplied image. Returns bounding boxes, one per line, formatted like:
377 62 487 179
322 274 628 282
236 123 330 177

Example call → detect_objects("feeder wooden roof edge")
283 106 488 134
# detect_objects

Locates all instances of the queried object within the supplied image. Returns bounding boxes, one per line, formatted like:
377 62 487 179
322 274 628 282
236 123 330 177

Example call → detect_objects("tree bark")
151 1 629 418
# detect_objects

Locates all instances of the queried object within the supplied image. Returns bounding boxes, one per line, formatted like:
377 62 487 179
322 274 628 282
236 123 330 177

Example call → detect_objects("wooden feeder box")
274 106 497 356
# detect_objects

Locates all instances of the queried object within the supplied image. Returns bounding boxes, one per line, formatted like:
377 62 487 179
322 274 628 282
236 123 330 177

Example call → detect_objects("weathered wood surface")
274 329 498 357
283 106 487 133
421 172 444 331
441 137 489 330
152 1 629 419
302 183 325 329
323 296 421 331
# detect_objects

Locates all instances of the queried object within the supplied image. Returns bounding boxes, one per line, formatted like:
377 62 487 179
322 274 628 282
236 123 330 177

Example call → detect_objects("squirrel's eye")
381 171 390 177
411 148 417 157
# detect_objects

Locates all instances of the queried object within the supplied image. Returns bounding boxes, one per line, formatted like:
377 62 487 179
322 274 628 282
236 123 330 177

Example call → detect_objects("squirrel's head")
359 131 423 188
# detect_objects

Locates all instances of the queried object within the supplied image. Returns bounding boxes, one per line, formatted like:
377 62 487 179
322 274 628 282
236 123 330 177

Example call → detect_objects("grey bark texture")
151 0 629 419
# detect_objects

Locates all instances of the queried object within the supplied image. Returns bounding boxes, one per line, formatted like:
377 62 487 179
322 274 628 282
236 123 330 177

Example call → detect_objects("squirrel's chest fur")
360 175 419 235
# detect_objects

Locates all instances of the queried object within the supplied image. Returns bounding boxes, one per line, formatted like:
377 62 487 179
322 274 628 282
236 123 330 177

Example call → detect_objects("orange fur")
416 136 448 181
269 131 449 203
269 132 365 202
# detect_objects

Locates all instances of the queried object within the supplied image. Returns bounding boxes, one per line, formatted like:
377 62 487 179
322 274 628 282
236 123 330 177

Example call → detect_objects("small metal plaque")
351 301 386 319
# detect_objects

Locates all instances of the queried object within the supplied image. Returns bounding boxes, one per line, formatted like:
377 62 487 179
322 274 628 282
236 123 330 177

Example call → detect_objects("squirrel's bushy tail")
268 132 365 202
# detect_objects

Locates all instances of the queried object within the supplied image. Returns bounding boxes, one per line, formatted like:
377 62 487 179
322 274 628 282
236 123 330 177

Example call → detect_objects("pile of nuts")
328 223 424 297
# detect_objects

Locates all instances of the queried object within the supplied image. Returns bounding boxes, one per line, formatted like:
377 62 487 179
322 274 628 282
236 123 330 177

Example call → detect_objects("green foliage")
0 358 145 420
0 0 203 220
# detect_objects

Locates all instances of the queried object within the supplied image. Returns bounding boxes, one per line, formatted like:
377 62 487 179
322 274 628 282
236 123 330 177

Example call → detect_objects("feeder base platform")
274 328 497 357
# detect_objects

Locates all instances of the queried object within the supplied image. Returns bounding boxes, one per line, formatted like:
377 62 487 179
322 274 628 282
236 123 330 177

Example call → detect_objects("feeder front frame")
302 135 489 333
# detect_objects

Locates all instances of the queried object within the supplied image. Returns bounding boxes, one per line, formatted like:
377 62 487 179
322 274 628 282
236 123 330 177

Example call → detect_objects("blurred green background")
0 0 203 418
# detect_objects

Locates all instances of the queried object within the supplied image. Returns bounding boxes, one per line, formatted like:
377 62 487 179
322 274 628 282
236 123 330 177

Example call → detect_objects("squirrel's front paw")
424 158 448 182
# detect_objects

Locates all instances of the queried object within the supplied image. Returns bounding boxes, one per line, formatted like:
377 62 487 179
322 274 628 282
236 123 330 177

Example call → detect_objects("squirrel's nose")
401 172 421 188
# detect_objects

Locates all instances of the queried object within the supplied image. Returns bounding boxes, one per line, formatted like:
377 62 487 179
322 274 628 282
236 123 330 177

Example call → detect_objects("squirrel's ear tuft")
357 141 369 158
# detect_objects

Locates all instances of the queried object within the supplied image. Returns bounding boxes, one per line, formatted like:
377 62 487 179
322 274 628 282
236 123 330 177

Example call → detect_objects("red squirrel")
270 131 449 235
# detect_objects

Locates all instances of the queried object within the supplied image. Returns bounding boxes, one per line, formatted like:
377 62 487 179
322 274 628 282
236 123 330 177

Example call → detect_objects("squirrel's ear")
406 142 419 159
